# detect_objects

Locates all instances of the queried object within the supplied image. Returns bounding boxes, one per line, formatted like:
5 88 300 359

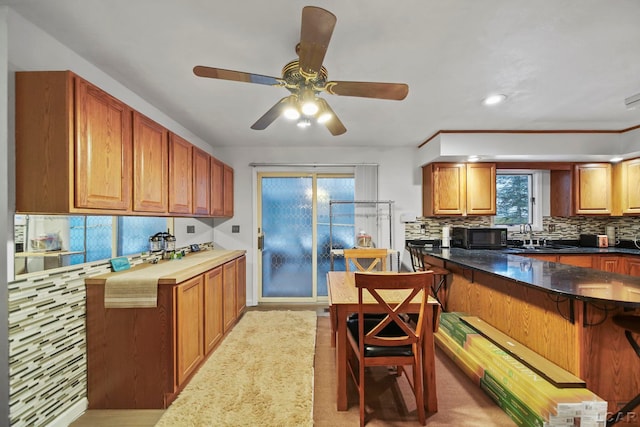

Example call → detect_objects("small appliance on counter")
579 234 608 248
148 230 177 257
451 227 507 249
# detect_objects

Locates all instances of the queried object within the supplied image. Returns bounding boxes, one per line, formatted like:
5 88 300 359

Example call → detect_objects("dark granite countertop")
417 246 640 307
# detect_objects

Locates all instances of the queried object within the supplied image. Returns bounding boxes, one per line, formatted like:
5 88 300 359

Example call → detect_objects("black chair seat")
347 316 413 357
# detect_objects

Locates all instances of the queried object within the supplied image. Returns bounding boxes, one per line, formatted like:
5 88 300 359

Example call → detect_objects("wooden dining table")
327 271 441 413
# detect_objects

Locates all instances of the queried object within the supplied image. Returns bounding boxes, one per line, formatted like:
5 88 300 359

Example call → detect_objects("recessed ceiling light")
482 94 507 106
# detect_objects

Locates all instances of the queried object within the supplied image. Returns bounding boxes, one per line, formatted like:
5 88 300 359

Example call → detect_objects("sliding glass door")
258 172 354 302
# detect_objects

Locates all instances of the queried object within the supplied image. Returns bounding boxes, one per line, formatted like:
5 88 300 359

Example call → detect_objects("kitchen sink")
506 244 579 251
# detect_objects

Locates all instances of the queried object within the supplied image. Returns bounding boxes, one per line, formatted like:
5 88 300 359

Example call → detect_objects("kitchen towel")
104 271 159 308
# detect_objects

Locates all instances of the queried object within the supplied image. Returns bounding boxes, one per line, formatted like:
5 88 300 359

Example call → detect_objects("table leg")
336 305 348 411
423 304 439 413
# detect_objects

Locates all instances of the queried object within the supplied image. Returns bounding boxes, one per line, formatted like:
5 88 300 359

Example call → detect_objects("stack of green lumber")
435 312 607 427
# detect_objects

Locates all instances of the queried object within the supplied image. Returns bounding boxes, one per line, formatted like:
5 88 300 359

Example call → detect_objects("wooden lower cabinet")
86 256 246 409
223 260 237 332
204 266 224 353
175 275 205 386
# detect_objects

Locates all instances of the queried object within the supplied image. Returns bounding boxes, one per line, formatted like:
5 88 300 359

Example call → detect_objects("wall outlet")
232 225 240 233
186 225 195 234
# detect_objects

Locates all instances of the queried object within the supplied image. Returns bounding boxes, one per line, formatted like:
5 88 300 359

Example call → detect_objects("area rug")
155 310 317 427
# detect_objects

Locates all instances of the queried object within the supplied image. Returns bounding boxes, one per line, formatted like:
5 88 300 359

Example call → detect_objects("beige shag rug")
155 310 317 427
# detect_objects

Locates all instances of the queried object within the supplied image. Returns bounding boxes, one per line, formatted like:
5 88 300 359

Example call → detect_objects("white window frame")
491 170 544 232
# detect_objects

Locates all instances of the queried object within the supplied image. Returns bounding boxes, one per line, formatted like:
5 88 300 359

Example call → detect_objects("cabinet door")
75 77 132 210
223 260 237 332
624 256 640 276
223 164 234 217
204 267 224 354
132 111 168 213
236 255 246 316
423 163 466 216
616 158 640 215
466 163 496 215
574 163 611 215
558 255 593 268
210 158 224 217
192 147 211 216
175 275 204 386
595 255 620 273
168 133 193 214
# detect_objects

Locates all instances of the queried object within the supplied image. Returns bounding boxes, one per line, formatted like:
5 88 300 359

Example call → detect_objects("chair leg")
359 360 366 427
414 348 426 425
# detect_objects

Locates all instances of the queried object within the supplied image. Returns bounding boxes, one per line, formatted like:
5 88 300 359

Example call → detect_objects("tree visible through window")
495 174 532 226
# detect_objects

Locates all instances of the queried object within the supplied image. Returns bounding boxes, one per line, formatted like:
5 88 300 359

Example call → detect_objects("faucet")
523 223 533 247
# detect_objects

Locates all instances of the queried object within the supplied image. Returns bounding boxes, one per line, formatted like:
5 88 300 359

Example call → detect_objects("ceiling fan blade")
324 81 409 100
318 99 346 136
298 6 336 76
250 97 289 130
193 66 284 87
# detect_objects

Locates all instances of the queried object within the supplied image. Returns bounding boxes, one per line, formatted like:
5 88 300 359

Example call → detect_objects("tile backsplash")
405 216 640 246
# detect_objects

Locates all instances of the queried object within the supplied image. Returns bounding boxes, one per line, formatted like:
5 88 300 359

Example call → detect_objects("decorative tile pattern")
6 248 189 426
405 215 640 246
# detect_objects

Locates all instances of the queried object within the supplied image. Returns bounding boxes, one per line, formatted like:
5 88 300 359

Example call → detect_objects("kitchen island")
418 246 640 422
85 249 246 409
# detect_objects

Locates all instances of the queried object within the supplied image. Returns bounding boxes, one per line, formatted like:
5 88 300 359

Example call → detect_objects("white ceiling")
3 0 640 150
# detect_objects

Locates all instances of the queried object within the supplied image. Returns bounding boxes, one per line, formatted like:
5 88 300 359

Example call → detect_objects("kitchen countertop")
415 246 640 307
85 249 246 285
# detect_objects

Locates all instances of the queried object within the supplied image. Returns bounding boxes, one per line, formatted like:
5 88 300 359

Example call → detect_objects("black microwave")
451 227 507 249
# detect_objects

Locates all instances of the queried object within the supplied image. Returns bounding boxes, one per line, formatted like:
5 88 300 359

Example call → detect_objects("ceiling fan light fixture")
297 117 312 128
316 98 333 123
283 96 301 120
284 107 301 120
301 101 319 116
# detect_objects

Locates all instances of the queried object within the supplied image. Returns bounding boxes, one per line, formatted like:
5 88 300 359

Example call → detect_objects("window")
492 170 543 231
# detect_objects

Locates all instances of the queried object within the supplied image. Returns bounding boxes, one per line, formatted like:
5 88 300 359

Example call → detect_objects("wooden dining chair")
343 248 388 272
346 271 434 426
329 248 390 347
406 242 450 310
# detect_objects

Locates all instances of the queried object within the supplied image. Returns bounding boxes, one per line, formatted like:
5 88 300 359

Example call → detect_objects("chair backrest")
343 248 388 272
353 271 433 348
406 243 426 272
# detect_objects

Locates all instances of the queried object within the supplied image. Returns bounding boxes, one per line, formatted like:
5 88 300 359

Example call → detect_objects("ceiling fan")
193 6 409 136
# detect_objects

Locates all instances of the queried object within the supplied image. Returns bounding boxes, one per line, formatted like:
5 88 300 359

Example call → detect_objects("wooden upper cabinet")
423 163 466 216
168 133 193 215
613 157 640 215
15 71 132 214
192 147 211 216
573 163 611 215
550 170 573 217
210 158 224 216
75 78 132 210
422 162 495 216
132 112 168 213
466 163 496 215
223 164 234 217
